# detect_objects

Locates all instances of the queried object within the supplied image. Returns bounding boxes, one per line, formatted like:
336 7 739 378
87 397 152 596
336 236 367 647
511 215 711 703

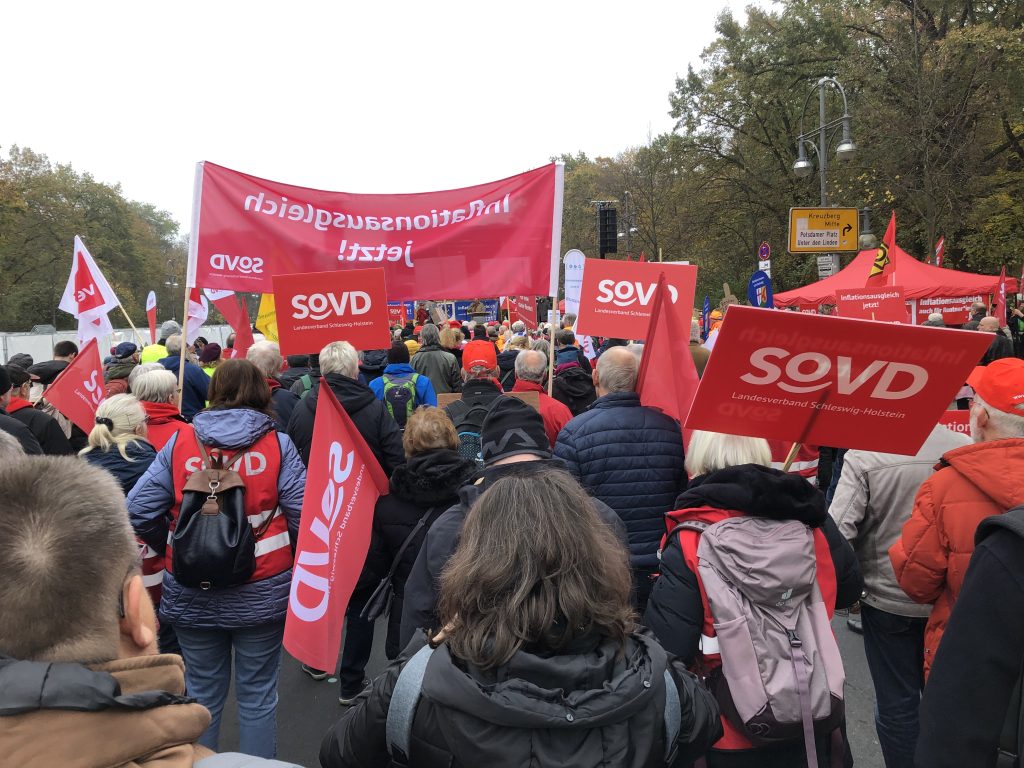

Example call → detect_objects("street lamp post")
792 77 857 278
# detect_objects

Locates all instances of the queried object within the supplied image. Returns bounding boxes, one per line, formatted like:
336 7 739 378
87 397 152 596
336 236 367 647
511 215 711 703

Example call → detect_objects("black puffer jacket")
645 464 862 666
360 349 389 384
320 629 722 768
495 348 519 391
286 372 405 476
400 459 629 650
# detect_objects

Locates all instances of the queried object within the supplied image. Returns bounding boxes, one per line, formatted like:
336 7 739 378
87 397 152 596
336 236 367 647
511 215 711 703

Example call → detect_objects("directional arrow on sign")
842 224 853 235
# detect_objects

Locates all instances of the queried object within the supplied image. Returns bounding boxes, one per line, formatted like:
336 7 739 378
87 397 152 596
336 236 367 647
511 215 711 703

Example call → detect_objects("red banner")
507 295 538 330
576 260 698 341
284 384 389 672
187 162 563 300
914 295 982 325
836 286 907 323
939 410 971 437
44 338 104 434
204 289 255 358
272 268 391 355
146 291 157 345
387 303 407 328
685 306 991 455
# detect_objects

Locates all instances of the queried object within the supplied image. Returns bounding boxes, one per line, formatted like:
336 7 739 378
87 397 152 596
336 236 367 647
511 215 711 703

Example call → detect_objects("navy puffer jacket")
554 392 685 571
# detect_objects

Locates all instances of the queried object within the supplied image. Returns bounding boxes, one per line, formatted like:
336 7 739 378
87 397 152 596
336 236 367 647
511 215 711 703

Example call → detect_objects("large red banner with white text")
284 384 389 672
187 162 564 300
272 268 391 354
507 295 538 329
575 260 698 340
836 286 907 323
685 306 990 455
44 338 104 434
914 295 983 325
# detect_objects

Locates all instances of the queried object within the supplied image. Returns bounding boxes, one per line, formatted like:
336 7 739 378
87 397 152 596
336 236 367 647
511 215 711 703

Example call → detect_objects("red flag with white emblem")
146 291 158 344
204 288 255 358
43 338 105 433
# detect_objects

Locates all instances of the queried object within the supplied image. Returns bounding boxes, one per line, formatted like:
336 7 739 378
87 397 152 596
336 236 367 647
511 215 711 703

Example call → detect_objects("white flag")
59 236 121 321
77 310 114 346
185 287 209 344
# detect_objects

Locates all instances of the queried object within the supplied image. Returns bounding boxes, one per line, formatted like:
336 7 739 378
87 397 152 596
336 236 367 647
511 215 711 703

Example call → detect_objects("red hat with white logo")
967 358 1024 414
462 340 497 372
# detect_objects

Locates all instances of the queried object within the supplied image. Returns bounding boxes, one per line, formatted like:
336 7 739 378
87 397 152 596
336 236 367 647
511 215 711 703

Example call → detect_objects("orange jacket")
890 437 1024 677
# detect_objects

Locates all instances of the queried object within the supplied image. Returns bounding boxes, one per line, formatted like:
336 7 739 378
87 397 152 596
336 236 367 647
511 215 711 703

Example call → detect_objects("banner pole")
177 287 190 412
782 441 802 473
117 304 146 347
548 298 557 397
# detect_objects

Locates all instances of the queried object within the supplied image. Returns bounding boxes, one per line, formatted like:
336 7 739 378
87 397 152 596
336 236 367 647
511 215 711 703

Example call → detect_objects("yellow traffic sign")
788 207 860 253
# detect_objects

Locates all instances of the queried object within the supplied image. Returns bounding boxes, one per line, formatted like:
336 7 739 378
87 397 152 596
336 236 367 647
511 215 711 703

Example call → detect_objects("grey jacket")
829 424 970 616
411 344 462 394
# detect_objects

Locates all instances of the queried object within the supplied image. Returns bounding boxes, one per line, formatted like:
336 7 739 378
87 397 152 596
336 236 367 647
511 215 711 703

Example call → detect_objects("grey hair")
128 362 163 391
319 341 359 378
596 347 639 393
515 349 548 383
247 340 283 378
511 320 525 334
562 313 578 327
421 324 441 346
0 429 24 459
690 319 701 343
530 339 550 358
165 334 183 357
0 457 137 663
130 369 177 403
974 394 1024 438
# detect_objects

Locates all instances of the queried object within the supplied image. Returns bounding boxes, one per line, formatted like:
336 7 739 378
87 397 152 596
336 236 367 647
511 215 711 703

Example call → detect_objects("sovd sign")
577 258 697 341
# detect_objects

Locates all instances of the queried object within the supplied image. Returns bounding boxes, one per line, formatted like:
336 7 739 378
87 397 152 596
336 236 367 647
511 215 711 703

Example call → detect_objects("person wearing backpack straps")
321 470 722 768
916 505 1024 768
645 431 863 768
442 340 504 468
127 359 307 759
370 342 438 431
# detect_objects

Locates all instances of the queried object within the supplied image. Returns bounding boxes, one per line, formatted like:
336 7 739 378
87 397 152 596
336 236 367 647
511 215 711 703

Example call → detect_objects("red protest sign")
685 306 991 455
939 410 971 438
188 162 563 300
576 260 697 341
284 384 389 672
387 303 407 327
272 267 391 355
836 286 908 323
508 295 538 330
43 338 104 433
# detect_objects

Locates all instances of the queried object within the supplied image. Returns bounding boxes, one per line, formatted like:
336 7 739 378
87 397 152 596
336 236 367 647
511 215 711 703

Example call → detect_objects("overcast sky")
4 1 757 231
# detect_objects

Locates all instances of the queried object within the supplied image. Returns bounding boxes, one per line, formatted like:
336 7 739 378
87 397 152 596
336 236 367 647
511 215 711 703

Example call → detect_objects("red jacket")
142 400 191 452
890 437 1024 677
511 379 573 448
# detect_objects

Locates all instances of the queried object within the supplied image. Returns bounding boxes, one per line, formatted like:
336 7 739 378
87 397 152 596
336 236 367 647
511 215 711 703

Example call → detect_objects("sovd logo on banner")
596 280 680 307
210 253 264 275
291 292 372 321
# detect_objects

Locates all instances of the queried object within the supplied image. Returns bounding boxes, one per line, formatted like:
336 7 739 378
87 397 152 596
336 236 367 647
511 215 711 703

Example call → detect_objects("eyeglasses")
117 542 148 619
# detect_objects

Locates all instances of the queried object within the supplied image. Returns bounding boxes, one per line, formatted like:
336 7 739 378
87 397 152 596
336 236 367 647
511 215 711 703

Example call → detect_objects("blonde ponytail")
81 394 149 460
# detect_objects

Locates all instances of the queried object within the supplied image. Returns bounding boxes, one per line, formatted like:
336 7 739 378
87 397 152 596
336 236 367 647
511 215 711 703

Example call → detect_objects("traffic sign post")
788 207 859 253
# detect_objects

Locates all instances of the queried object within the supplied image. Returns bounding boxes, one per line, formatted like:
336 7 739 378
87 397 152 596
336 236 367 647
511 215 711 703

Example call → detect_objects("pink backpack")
678 516 846 767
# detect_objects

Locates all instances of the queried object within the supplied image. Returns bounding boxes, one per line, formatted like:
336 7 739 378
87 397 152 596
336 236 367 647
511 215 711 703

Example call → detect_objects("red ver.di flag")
43 338 104 433
187 162 564 300
273 267 391 354
284 384 389 672
685 306 990 455
575 259 697 341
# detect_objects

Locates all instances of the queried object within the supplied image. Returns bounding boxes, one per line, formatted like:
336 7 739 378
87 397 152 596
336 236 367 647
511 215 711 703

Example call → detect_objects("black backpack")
445 397 495 468
171 443 274 590
552 366 597 417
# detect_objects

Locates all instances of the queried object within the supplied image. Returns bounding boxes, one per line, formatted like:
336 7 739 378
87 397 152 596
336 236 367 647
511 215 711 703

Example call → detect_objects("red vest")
165 430 292 583
663 506 838 752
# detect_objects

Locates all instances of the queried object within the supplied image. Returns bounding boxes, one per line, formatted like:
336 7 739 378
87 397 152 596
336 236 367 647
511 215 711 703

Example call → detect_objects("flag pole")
177 286 190 412
781 441 802 473
117 304 146 347
548 297 557 396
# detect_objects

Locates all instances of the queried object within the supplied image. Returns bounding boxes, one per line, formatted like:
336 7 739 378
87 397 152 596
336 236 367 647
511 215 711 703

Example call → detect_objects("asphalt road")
216 612 884 767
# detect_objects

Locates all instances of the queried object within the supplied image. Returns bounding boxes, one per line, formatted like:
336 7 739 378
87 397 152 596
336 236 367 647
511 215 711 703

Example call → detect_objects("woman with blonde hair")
80 393 156 495
438 326 464 368
322 468 721 767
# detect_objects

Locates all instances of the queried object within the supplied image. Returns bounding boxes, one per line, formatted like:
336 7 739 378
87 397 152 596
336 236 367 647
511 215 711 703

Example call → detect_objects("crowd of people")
0 300 1022 768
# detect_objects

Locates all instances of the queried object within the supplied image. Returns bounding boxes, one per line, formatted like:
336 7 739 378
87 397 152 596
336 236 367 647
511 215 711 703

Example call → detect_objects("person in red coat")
129 368 192 451
510 349 572 448
890 358 1024 678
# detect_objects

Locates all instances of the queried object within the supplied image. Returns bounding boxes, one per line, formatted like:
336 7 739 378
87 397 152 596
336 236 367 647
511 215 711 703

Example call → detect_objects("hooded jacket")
830 424 970 617
127 409 306 629
286 372 405 475
555 392 686 572
890 437 1024 677
551 365 598 416
141 400 191 451
644 464 861 760
410 343 461 394
555 344 590 370
359 349 389 384
320 629 722 768
368 363 438 413
0 653 212 768
495 348 519 390
400 459 629 650
4 396 74 455
82 440 158 495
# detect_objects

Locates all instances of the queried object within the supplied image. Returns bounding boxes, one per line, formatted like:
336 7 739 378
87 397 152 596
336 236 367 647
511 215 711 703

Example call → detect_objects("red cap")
967 358 1024 414
448 320 462 329
413 325 423 334
462 340 497 371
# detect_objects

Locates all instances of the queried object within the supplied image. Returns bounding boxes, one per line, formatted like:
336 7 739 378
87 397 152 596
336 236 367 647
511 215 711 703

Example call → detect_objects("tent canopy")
775 245 1015 306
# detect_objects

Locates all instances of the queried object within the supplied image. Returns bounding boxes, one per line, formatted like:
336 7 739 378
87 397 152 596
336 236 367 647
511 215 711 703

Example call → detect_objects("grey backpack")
681 516 845 768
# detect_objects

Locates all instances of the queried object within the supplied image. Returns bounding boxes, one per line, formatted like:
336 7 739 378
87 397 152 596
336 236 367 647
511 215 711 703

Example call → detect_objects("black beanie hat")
480 396 550 465
388 341 411 365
